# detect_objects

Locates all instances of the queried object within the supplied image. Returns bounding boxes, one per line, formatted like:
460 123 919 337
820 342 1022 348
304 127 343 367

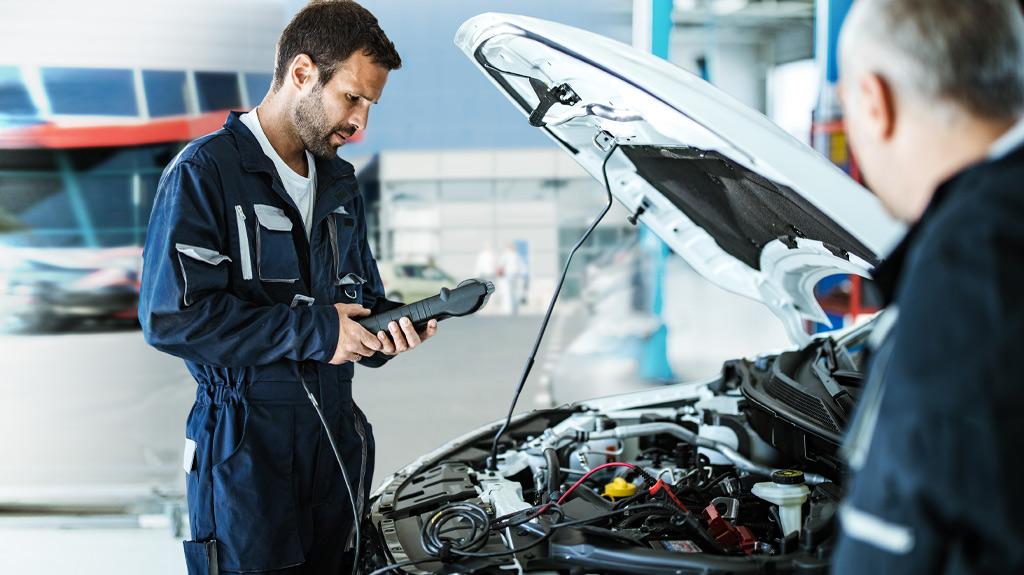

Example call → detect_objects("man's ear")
860 72 896 141
288 54 318 91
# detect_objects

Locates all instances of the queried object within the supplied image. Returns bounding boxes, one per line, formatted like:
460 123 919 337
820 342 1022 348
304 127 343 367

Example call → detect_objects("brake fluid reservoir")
751 470 810 536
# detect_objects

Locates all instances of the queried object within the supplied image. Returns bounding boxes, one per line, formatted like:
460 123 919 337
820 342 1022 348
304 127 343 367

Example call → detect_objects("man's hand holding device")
331 278 494 363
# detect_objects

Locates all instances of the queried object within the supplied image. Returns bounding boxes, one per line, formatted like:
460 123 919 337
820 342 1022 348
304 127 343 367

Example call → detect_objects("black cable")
299 362 361 575
419 501 492 557
400 493 719 570
488 144 621 470
551 502 667 529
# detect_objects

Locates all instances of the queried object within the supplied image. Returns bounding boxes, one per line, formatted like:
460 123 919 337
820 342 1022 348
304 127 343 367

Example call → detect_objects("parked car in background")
0 246 141 333
377 261 457 303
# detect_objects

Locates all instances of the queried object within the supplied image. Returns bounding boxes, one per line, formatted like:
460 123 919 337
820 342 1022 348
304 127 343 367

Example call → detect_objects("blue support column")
638 0 676 383
812 0 856 173
811 0 857 334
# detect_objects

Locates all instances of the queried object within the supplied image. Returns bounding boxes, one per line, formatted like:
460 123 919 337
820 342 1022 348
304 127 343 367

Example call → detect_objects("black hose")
543 448 561 499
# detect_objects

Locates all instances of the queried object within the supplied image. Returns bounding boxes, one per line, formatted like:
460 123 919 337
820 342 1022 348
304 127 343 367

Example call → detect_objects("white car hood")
455 13 905 344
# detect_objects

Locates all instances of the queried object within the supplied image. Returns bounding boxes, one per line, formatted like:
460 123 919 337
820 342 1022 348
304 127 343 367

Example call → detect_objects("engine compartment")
366 327 870 574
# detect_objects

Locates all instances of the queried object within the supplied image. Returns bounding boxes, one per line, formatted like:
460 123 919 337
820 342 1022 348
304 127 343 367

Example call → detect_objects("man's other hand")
376 317 438 357
330 304 382 364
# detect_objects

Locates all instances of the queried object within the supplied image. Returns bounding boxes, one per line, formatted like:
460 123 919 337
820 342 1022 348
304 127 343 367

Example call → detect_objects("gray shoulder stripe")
839 503 915 555
175 243 232 266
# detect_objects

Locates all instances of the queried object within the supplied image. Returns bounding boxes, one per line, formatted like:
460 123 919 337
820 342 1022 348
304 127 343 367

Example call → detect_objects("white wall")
0 0 285 72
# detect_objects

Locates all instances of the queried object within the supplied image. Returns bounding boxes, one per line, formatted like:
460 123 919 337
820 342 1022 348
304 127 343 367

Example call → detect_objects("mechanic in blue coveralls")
138 3 438 573
834 0 1024 573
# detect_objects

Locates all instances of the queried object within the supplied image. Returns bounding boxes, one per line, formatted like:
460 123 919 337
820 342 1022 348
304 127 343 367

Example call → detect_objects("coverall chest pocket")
339 272 366 304
327 209 364 301
253 204 300 283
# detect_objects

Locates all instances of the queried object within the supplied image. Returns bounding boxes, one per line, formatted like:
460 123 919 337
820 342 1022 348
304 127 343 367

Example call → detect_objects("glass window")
244 73 273 107
195 71 241 112
0 149 57 171
80 174 135 247
0 145 175 248
441 180 493 201
496 179 548 201
42 67 137 116
139 173 161 226
0 67 36 116
421 266 450 281
0 174 81 247
386 181 439 203
68 145 180 172
142 70 188 117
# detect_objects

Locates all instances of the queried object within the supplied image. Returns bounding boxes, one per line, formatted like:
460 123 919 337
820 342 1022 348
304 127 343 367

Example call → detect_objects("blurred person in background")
496 242 527 315
139 2 438 573
474 242 496 285
835 0 1024 572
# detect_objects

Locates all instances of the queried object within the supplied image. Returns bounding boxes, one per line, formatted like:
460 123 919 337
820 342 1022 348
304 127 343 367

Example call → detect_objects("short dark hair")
272 0 401 91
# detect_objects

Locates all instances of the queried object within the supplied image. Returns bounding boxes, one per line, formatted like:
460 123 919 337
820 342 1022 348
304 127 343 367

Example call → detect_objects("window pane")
386 181 439 203
42 68 138 116
441 180 492 201
244 73 272 107
0 66 36 116
195 71 240 112
80 174 134 247
421 266 448 280
68 144 180 172
0 175 81 247
143 70 188 117
496 179 547 201
139 173 161 236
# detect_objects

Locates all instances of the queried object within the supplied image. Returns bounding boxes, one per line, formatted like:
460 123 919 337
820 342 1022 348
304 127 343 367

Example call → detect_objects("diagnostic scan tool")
358 278 495 334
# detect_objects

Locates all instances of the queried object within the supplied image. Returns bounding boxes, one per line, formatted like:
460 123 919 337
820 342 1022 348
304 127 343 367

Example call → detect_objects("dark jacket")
139 112 397 573
834 142 1024 574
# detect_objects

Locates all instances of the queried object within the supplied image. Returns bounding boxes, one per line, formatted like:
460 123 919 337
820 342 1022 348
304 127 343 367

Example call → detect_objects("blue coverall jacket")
139 112 397 574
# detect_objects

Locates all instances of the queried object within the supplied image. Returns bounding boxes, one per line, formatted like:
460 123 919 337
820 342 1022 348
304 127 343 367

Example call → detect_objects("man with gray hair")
834 0 1024 572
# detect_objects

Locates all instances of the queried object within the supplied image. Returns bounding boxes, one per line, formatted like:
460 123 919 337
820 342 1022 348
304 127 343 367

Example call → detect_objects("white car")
365 13 905 575
377 261 457 304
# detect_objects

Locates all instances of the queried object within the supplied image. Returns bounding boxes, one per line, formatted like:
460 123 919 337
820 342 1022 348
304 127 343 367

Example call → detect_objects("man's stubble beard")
294 84 339 160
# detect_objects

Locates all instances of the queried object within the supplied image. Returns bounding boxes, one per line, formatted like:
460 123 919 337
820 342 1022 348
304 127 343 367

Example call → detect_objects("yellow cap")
603 477 637 499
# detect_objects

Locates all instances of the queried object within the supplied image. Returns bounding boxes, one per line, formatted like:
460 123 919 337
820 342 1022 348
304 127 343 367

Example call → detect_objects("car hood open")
456 13 905 344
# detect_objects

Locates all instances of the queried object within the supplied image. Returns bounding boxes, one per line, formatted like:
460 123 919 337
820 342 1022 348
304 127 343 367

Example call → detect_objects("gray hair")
840 0 1024 119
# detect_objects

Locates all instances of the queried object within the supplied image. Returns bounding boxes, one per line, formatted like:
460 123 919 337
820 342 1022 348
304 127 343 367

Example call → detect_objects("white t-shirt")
989 116 1024 160
239 108 317 239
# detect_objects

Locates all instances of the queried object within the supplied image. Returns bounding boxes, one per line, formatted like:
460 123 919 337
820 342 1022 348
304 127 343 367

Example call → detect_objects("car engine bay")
365 325 869 574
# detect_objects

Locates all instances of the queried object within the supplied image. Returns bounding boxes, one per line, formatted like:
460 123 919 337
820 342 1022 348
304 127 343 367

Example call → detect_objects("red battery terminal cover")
703 503 757 555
